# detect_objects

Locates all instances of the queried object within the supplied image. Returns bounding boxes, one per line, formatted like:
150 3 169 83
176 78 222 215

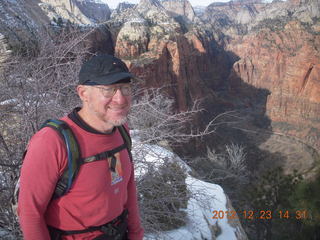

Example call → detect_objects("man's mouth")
108 106 128 112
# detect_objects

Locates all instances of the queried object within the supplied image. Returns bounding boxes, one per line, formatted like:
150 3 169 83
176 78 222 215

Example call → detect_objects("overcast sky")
102 0 230 9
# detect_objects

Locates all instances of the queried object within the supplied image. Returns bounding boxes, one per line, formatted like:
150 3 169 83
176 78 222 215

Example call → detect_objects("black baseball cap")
78 54 134 85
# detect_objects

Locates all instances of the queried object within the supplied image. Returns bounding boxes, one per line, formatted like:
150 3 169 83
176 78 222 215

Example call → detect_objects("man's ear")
77 85 90 102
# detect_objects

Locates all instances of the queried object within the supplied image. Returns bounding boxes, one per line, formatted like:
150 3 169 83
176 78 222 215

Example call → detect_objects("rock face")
126 31 210 112
228 21 320 147
73 0 111 23
108 0 211 112
161 0 196 22
39 0 110 24
0 0 50 64
110 2 135 19
0 0 113 77
203 0 320 151
194 0 320 175
115 18 150 58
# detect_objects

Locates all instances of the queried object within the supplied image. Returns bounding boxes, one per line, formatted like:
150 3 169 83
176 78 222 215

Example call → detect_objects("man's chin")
109 117 128 127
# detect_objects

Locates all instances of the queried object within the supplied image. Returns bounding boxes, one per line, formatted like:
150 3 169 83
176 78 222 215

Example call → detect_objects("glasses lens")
101 87 116 98
96 84 131 97
120 85 132 96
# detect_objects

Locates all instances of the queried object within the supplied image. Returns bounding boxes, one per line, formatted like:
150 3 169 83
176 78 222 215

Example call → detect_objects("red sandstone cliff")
228 20 320 124
125 33 208 112
217 2 320 150
110 0 212 113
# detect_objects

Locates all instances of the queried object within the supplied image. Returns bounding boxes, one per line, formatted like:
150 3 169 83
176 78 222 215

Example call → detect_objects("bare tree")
129 86 217 147
138 159 189 233
0 26 92 238
225 143 247 176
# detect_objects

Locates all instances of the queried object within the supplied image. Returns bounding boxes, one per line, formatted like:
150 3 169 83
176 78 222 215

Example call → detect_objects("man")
18 54 144 240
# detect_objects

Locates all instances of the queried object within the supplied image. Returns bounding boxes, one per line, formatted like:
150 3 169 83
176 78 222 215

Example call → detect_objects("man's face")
81 83 132 129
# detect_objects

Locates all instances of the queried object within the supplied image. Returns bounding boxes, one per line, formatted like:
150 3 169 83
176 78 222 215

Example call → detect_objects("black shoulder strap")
82 125 132 164
117 125 132 162
41 119 82 198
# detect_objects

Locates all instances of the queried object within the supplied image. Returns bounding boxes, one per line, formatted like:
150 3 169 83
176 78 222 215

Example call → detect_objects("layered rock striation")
0 0 50 63
73 0 111 23
107 0 214 112
0 0 112 75
110 2 135 19
205 0 320 151
161 0 196 23
39 0 110 24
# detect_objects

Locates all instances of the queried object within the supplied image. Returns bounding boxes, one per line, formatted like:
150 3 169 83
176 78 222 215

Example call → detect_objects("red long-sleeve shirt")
18 115 144 240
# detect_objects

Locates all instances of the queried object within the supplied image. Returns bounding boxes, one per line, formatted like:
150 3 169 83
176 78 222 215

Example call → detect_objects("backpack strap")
48 209 128 238
83 144 127 172
41 119 82 198
83 144 127 163
82 126 132 171
117 125 132 162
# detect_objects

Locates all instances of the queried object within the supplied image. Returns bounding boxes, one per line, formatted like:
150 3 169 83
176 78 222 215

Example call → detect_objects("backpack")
12 119 132 215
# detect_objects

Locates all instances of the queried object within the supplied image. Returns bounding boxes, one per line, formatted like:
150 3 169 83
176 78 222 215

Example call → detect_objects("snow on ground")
145 176 236 240
0 228 15 240
131 136 237 240
132 139 192 178
0 99 17 105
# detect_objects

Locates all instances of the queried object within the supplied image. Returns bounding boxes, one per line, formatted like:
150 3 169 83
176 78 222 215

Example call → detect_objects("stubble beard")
108 115 128 126
86 98 130 128
93 107 129 127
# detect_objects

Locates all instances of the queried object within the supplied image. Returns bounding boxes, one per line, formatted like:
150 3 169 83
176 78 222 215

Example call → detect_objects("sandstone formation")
110 2 135 19
161 0 196 23
39 0 110 25
39 0 91 25
73 0 111 23
0 0 50 64
197 0 320 174
0 0 113 74
108 0 209 112
115 18 150 58
228 21 320 133
206 0 320 151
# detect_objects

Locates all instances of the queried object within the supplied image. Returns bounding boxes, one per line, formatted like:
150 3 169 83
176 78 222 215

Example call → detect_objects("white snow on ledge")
144 175 237 240
131 136 237 240
0 99 17 105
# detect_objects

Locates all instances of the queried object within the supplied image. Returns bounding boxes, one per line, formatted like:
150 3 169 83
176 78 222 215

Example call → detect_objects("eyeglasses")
93 84 132 98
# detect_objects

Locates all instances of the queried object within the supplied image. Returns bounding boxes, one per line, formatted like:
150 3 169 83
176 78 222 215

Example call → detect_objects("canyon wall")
39 0 110 24
203 0 320 151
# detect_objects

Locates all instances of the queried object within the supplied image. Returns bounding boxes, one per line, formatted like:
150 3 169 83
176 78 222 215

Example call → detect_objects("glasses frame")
93 84 132 98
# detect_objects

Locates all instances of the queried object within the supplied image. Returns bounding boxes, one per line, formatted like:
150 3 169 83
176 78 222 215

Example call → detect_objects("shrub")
138 160 189 232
